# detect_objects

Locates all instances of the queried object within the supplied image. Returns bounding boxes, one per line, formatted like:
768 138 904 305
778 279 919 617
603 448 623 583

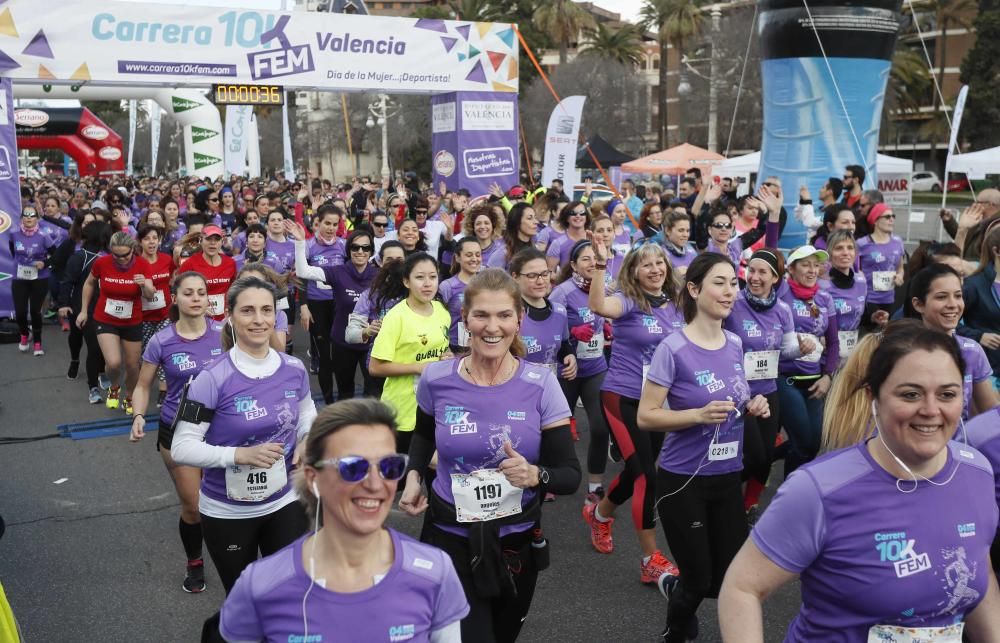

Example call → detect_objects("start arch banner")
0 0 519 93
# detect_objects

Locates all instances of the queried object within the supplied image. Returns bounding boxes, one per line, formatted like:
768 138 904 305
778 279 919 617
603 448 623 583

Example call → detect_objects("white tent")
947 146 1000 180
715 151 913 176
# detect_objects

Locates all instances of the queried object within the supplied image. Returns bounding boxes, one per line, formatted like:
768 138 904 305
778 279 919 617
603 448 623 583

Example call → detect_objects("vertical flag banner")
247 111 262 178
127 99 137 175
282 98 294 177
940 84 969 207
150 100 161 175
541 96 585 188
224 105 252 178
0 79 21 318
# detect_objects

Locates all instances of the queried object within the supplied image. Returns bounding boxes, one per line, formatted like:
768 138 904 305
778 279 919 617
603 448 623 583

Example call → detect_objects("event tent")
947 146 1000 179
621 143 724 175
714 151 913 176
577 135 636 169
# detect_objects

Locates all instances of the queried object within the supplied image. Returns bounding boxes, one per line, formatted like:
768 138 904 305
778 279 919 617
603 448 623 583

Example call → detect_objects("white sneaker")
32 343 44 356
18 336 29 352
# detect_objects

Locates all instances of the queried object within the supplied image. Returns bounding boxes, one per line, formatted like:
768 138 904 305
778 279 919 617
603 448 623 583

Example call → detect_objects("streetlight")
677 7 727 153
367 93 397 179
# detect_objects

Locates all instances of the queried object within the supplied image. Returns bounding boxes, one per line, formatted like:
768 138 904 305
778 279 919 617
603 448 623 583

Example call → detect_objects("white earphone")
311 480 319 499
871 399 959 493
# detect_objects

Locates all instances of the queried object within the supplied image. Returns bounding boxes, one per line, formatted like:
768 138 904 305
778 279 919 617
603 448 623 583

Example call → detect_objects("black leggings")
331 345 375 402
601 391 664 531
68 317 104 388
657 470 747 634
560 372 609 475
740 390 780 485
424 524 538 643
306 298 335 403
200 500 307 594
12 279 48 341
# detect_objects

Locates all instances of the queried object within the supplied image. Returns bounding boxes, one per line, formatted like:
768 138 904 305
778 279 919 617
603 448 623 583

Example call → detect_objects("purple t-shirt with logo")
416 359 571 537
612 229 631 258
187 352 311 506
665 244 697 274
142 320 224 424
220 529 470 643
10 228 56 280
956 334 993 420
777 280 840 376
647 330 750 475
752 441 998 642
819 270 867 332
521 301 569 371
724 293 795 396
265 237 296 275
323 263 377 349
856 235 905 305
546 233 586 270
305 237 345 301
437 275 468 347
603 294 685 399
966 405 1000 508
550 280 608 379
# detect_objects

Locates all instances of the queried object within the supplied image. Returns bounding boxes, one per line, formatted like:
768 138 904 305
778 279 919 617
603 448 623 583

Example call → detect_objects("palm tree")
448 0 502 21
534 0 596 65
887 46 931 116
641 0 705 147
578 22 646 67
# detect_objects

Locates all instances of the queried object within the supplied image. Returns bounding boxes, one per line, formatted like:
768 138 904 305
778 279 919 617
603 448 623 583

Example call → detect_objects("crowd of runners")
7 168 1000 641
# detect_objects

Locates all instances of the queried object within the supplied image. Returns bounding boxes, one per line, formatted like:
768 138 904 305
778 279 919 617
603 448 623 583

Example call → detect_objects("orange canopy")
621 143 725 175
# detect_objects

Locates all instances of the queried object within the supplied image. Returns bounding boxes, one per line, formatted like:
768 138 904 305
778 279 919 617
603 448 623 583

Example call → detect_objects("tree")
641 0 706 147
959 0 1000 149
533 0 595 65
578 22 646 67
887 45 932 115
448 0 502 21
411 6 451 19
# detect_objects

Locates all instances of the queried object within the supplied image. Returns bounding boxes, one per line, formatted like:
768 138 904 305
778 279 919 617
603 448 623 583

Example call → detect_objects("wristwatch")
537 467 550 486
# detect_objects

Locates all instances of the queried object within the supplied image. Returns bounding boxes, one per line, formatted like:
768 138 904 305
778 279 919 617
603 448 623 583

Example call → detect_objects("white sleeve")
794 203 822 233
171 420 238 468
293 239 326 282
779 331 801 359
429 621 462 643
345 313 368 344
297 396 318 443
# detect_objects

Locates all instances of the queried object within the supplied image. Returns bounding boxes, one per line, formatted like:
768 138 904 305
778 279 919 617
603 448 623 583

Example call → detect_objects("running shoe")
67 360 80 379
308 348 319 374
658 575 699 641
608 441 623 463
43 309 56 320
98 373 111 390
60 318 70 332
641 550 679 585
122 398 134 415
32 342 44 356
183 559 206 593
584 486 605 507
569 417 580 441
582 503 614 554
106 387 120 410
88 387 102 405
17 335 29 352
746 504 761 527
156 390 166 408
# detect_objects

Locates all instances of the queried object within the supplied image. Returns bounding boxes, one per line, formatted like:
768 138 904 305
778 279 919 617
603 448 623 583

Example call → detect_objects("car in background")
911 171 941 192
946 176 972 192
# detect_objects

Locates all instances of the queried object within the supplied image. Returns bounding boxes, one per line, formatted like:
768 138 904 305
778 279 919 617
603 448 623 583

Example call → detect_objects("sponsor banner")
224 105 252 178
127 99 137 174
150 100 161 174
878 174 910 208
81 124 110 141
0 79 20 317
0 0 518 93
541 95 585 187
281 98 294 177
246 110 261 178
432 91 518 197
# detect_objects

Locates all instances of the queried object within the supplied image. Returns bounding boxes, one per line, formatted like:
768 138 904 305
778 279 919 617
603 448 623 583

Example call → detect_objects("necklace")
463 355 510 386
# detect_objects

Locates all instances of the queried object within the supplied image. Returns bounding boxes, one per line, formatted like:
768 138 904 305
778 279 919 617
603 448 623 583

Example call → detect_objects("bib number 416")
247 471 268 485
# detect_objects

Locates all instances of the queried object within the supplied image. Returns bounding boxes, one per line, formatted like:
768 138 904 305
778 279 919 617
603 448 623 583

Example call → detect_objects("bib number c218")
708 440 738 461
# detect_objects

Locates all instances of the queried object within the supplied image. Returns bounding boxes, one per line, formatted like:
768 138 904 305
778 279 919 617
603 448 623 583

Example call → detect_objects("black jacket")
961 263 1000 376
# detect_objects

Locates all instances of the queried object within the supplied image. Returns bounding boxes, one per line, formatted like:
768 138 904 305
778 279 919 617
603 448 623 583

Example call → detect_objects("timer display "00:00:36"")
211 84 284 105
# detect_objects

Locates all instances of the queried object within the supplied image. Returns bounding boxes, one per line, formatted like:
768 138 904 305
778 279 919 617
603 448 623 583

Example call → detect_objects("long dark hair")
811 205 855 245
502 202 534 264
678 253 735 323
370 251 438 313
902 263 962 319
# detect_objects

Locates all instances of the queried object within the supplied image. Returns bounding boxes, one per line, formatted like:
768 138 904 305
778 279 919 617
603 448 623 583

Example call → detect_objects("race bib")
225 456 287 502
104 298 133 320
867 623 963 643
457 321 470 348
576 334 605 360
872 270 896 292
708 440 739 461
142 289 166 311
451 469 524 523
277 296 289 310
16 264 37 280
839 330 859 359
797 333 824 363
207 294 225 316
743 350 779 381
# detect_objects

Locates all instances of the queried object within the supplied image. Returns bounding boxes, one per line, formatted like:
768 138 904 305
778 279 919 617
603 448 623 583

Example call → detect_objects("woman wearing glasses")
856 203 905 334
77 231 157 413
511 249 577 382
221 398 469 642
399 269 579 643
10 205 57 356
291 224 380 403
546 201 590 273
705 192 781 270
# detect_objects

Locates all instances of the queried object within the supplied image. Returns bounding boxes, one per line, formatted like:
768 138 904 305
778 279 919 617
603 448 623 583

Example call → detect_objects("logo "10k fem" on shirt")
874 531 931 578
233 395 268 420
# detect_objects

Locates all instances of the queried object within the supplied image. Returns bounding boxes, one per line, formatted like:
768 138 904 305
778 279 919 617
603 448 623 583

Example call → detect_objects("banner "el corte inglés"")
0 0 519 93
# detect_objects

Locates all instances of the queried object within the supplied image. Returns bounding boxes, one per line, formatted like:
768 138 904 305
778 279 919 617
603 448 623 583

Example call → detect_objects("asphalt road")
0 323 802 642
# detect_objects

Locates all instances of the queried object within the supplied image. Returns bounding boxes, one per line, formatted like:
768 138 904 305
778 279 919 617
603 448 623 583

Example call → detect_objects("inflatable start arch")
14 106 124 176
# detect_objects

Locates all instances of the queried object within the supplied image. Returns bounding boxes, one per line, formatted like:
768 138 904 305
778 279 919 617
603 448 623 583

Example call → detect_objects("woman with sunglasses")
856 203 905 334
586 240 684 585
10 206 57 355
399 268 580 643
369 212 393 254
221 398 469 642
171 277 316 595
552 240 612 506
546 201 590 273
291 224 380 403
512 248 577 382
77 231 157 413
486 203 538 270
180 224 236 321
439 237 482 355
777 245 840 475
129 271 223 595
412 196 452 261
369 253 452 453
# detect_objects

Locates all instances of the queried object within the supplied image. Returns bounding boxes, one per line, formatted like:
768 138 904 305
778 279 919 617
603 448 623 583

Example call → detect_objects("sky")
590 0 644 23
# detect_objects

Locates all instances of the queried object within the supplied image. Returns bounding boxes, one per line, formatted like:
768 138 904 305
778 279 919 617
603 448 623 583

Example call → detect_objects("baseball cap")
786 245 829 265
508 185 527 198
202 225 224 238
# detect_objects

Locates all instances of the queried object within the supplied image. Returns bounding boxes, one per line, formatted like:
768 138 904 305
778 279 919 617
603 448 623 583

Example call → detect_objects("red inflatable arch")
14 107 124 176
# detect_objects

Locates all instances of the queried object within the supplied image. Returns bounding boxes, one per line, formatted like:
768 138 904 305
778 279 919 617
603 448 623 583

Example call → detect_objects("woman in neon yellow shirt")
370 251 452 452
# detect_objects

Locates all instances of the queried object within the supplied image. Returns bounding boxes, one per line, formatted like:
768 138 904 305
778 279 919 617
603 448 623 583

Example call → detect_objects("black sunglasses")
350 243 373 253
371 221 387 228
111 249 133 259
314 454 408 483
711 222 733 230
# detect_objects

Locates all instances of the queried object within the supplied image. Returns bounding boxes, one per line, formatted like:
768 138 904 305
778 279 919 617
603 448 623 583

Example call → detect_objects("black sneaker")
746 504 761 527
183 559 206 593
308 348 319 374
608 442 623 463
67 360 80 380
